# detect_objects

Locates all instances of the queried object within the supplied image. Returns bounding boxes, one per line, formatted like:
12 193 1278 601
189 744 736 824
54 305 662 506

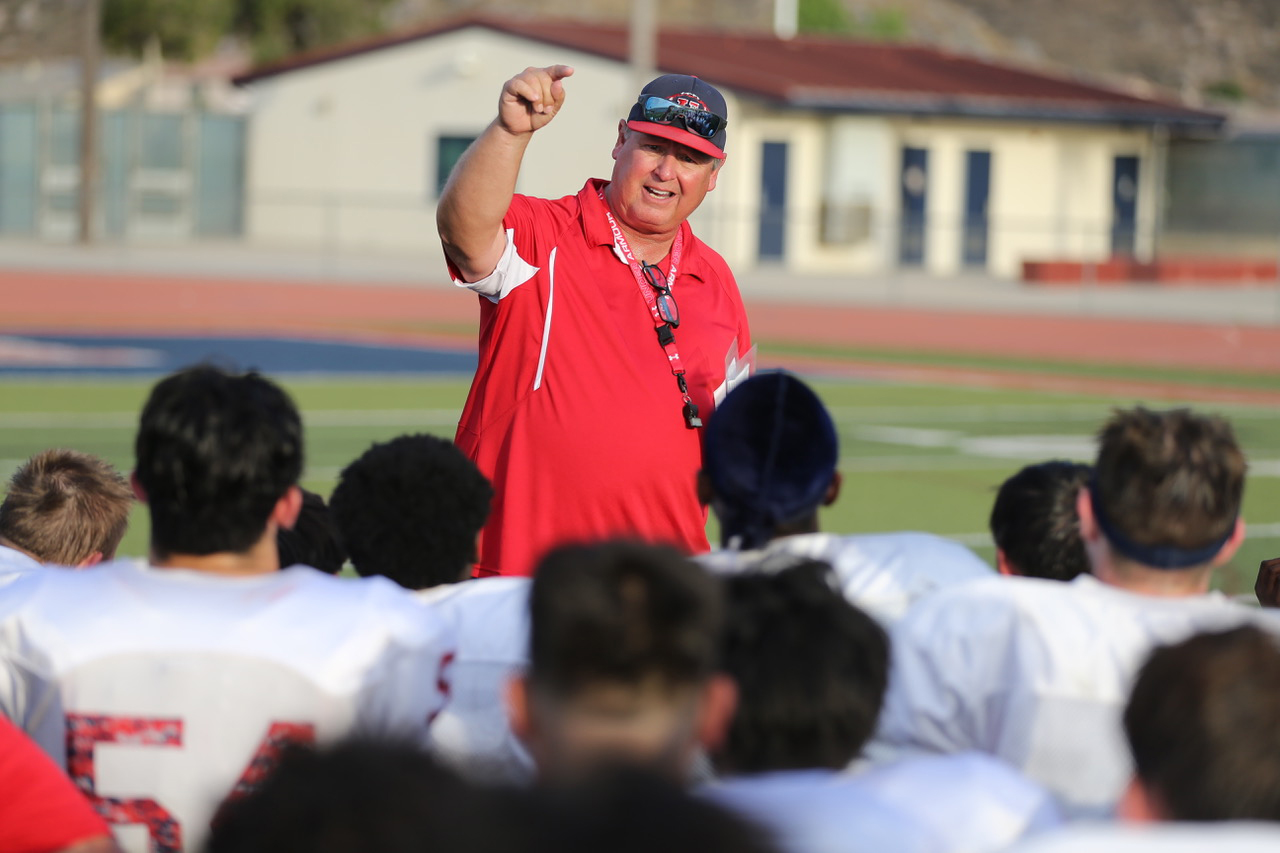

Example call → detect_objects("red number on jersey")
66 714 184 853
67 715 315 853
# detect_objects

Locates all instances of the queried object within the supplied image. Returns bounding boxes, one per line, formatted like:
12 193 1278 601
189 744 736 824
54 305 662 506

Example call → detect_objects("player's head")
0 448 133 567
1082 408 1246 587
530 767 782 853
990 460 1092 581
510 541 734 783
208 738 497 853
276 489 345 574
713 559 889 775
1121 625 1280 822
134 365 303 560
699 371 840 550
329 434 493 589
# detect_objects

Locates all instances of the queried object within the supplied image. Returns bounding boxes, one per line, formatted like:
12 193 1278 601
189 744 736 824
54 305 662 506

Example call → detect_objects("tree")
103 0 235 60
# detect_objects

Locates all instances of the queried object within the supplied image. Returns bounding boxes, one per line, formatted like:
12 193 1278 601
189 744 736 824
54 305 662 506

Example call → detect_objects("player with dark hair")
0 448 133 571
507 541 734 784
707 561 1058 853
330 433 493 588
990 460 1092 581
697 371 990 624
438 65 754 578
1122 625 1280 823
878 407 1276 817
276 489 345 574
0 365 454 853
327 433 529 783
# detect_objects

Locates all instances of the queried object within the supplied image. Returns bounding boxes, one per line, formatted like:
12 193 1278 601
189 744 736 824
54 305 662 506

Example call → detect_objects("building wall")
242 26 748 267
241 25 1163 279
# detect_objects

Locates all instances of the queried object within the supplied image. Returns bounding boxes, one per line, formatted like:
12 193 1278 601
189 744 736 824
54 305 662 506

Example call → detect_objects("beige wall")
241 25 1163 279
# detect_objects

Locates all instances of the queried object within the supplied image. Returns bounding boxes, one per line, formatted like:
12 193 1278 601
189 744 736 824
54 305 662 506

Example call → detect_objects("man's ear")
695 674 738 754
612 120 628 159
1211 517 1247 567
130 471 147 502
1117 775 1164 823
995 548 1017 576
272 486 303 531
695 471 715 508
822 472 843 507
1076 487 1100 543
75 551 105 570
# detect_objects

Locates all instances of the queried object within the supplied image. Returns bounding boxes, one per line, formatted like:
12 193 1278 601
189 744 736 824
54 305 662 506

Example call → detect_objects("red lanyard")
603 207 702 429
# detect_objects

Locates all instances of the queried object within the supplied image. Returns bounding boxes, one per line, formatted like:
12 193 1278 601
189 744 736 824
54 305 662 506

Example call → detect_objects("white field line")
0 409 462 429
829 403 1280 423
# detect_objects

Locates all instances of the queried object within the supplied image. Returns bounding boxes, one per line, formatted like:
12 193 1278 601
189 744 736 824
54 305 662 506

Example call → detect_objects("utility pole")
77 0 100 244
629 0 656 95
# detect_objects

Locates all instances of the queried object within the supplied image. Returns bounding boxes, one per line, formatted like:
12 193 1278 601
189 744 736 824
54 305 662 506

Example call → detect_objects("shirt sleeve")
447 193 574 303
0 715 112 853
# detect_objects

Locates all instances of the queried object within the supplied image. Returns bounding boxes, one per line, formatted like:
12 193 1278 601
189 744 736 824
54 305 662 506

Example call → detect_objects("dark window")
434 135 476 198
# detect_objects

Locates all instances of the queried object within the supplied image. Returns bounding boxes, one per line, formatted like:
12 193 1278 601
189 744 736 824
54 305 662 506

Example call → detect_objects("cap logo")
668 92 708 111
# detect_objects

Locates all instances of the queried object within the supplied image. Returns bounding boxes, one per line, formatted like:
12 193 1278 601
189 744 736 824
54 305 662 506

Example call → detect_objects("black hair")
528 541 723 697
276 488 346 573
207 739 498 853
135 365 302 558
328 434 493 589
1124 625 1280 821
989 460 1092 581
715 560 889 774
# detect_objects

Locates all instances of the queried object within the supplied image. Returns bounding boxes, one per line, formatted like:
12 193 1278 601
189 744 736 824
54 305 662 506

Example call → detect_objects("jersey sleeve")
448 193 576 302
0 715 111 853
351 582 458 746
872 580 1024 761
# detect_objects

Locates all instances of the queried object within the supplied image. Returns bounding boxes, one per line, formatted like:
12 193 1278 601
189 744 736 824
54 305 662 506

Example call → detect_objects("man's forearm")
437 119 531 282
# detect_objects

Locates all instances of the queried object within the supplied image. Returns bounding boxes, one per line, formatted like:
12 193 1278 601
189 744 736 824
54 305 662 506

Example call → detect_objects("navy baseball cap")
703 372 838 546
627 74 728 160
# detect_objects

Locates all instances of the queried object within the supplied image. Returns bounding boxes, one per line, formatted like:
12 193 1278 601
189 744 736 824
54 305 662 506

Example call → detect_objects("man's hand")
498 65 574 135
1256 556 1280 608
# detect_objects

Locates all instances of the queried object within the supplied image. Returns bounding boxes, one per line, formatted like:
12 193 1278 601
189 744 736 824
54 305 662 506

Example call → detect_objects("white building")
234 14 1222 278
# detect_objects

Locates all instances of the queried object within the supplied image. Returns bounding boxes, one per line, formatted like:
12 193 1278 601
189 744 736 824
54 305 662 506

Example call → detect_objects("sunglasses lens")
657 295 680 327
640 97 724 140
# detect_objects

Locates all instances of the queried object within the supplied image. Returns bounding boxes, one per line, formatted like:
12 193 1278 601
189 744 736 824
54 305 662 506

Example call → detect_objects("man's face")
606 127 720 239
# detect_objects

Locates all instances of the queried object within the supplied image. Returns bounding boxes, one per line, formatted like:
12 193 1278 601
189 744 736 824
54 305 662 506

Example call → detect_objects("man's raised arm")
436 64 574 283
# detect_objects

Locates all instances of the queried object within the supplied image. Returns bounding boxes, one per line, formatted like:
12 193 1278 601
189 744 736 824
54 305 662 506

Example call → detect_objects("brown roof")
233 14 1222 130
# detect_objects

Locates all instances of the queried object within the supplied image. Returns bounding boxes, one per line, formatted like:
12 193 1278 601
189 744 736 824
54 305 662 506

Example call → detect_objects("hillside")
388 0 1280 108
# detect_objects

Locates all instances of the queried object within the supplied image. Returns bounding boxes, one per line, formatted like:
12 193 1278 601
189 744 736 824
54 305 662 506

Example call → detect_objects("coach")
437 65 754 577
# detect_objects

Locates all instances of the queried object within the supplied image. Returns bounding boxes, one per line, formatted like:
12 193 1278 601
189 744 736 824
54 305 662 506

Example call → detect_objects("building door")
1111 155 1139 257
758 141 787 261
962 150 991 268
899 146 928 266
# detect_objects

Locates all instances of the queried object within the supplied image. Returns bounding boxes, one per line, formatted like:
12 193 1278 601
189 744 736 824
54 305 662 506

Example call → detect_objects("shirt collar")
578 179 708 282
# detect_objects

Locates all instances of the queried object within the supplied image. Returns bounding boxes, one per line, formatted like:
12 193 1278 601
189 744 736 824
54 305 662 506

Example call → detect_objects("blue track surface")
0 334 478 376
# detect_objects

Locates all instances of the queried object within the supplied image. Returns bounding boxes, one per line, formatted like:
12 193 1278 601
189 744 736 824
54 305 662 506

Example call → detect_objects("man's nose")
653 152 677 180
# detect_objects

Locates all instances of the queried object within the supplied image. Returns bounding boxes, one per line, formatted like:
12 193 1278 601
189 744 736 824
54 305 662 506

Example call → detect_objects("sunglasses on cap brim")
637 96 726 140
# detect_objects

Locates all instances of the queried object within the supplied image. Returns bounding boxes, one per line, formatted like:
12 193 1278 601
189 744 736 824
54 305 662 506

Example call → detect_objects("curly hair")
329 434 493 588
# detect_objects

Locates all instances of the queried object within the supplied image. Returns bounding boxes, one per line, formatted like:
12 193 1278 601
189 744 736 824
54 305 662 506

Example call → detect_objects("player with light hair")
0 448 133 571
695 370 991 625
876 407 1279 817
0 365 454 853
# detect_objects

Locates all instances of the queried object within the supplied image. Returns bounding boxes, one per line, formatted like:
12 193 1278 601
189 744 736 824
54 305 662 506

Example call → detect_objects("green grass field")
1 373 1277 595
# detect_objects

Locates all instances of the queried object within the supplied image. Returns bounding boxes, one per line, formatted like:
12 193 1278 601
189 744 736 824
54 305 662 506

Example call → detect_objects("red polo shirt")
454 179 753 576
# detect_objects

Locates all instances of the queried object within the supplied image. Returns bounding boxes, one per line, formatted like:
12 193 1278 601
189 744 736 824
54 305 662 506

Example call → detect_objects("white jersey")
849 752 1061 853
1005 822 1280 853
0 561 455 853
418 576 533 783
0 543 41 576
874 573 1278 817
702 769 944 853
697 531 992 625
